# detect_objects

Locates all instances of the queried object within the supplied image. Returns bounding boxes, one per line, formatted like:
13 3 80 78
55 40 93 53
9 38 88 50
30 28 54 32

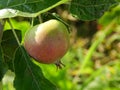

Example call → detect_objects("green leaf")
70 0 117 20
99 5 120 25
4 19 30 39
0 0 59 12
0 0 68 19
0 22 6 81
14 46 57 90
1 30 22 71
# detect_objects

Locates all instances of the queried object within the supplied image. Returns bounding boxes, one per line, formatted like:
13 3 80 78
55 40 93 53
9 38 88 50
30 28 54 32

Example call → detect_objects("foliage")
70 0 117 20
14 46 57 90
0 0 120 90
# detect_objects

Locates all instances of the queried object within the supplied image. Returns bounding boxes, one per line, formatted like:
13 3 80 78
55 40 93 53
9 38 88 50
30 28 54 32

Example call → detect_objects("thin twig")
38 15 43 24
7 18 21 46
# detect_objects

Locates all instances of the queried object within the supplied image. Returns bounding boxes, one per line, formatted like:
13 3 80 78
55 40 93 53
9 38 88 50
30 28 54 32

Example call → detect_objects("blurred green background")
2 4 120 90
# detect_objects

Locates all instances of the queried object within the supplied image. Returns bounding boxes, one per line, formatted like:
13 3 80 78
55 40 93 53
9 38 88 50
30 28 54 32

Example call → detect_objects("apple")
24 19 69 67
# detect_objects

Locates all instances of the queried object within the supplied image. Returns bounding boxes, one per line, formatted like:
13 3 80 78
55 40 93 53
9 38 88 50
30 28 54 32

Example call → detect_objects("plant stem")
34 0 69 17
80 19 116 74
8 19 40 89
7 18 21 72
7 18 21 46
17 0 69 18
31 17 34 27
38 15 43 24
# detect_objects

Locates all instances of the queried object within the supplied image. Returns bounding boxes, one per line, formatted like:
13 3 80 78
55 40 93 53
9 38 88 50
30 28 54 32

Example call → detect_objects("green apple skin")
24 19 69 64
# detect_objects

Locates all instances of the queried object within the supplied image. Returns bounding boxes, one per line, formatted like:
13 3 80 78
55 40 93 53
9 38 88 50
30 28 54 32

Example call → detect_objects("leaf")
0 23 6 81
0 46 5 81
69 0 117 20
4 19 30 38
1 30 22 71
14 46 57 90
0 0 68 19
99 5 120 26
0 0 58 12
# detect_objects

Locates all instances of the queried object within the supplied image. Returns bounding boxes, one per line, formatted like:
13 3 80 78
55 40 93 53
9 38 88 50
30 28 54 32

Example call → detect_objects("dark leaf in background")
14 46 57 90
70 0 117 20
0 23 5 81
0 0 67 19
1 30 22 71
0 0 60 13
0 47 5 81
